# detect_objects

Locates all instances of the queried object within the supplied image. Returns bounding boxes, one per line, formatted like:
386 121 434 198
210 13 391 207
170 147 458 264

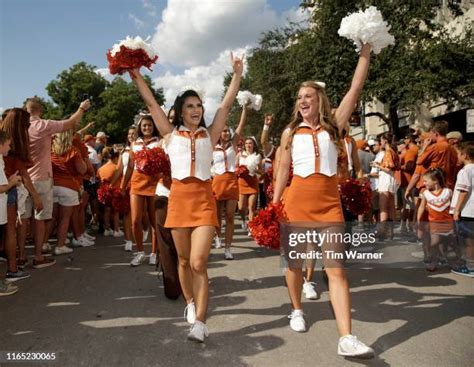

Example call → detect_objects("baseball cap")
96 131 109 139
446 131 463 141
367 139 376 146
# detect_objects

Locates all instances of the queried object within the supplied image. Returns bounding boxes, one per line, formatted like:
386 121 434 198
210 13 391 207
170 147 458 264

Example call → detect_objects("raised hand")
230 52 245 76
264 114 273 126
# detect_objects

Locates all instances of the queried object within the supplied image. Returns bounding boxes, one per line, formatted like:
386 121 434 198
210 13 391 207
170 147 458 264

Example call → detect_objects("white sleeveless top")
132 137 160 170
239 152 261 177
291 123 338 177
212 143 236 175
166 126 213 181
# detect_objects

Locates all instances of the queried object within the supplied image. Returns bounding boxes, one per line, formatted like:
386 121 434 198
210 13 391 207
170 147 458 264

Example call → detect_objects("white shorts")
378 172 398 194
53 186 80 207
23 178 54 220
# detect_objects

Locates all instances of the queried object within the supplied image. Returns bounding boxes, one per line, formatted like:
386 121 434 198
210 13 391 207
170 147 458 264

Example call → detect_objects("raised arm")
76 121 95 137
62 100 91 131
129 69 173 137
260 114 273 156
334 44 371 133
232 104 249 147
209 53 244 146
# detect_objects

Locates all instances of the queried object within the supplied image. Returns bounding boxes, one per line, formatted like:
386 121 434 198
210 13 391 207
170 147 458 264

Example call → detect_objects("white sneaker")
288 309 306 332
124 240 133 252
143 230 149 241
149 253 157 265
241 221 247 231
78 235 95 247
113 230 124 238
54 246 73 256
338 335 374 358
303 280 318 300
42 243 52 252
214 236 223 249
103 229 113 236
82 232 96 241
130 252 146 267
224 248 233 260
67 232 73 238
64 238 70 245
184 301 196 324
71 236 94 247
187 320 209 343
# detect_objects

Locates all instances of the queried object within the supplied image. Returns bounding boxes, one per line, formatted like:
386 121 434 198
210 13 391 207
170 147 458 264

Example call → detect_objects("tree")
230 0 473 140
42 62 165 142
94 76 165 142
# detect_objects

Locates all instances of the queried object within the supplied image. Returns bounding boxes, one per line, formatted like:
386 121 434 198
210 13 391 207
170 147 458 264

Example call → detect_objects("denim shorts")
7 187 17 206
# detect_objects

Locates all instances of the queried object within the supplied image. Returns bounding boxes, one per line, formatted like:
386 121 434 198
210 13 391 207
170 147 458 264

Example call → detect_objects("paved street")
1 225 473 367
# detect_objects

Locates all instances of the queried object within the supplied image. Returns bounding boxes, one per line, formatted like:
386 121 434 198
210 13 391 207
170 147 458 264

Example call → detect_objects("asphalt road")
1 225 473 367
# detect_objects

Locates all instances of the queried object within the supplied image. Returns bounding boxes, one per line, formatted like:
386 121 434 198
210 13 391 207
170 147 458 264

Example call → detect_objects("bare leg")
131 195 145 252
171 227 193 303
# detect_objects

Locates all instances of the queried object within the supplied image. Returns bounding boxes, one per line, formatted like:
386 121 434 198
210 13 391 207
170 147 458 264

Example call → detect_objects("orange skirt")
238 175 259 195
130 171 159 196
284 174 344 223
165 178 218 228
212 172 239 201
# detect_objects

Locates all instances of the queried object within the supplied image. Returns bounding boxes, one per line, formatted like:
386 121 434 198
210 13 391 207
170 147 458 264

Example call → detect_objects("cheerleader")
115 126 136 251
260 114 277 206
373 133 399 240
121 114 160 266
212 104 247 260
273 44 373 357
236 137 262 232
129 52 243 342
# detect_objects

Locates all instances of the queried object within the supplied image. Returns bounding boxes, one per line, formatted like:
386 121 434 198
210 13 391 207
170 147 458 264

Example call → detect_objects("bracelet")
79 107 86 112
263 125 270 131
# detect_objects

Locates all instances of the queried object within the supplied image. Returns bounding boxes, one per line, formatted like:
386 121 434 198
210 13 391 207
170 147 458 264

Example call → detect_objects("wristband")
79 107 87 112
263 125 270 131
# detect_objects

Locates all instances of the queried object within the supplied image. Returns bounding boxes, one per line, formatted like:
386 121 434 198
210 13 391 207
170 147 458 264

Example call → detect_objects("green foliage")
227 0 473 139
41 62 165 142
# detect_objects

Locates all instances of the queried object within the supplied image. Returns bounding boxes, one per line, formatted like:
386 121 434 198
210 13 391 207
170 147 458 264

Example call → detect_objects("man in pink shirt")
25 97 91 268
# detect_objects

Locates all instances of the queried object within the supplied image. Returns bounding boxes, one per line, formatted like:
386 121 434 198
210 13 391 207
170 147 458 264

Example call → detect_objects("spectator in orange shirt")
399 135 419 233
97 147 121 237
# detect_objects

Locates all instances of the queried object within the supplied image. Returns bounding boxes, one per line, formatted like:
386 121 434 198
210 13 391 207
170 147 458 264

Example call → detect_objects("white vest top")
166 126 213 181
291 123 338 177
239 152 261 176
132 137 160 170
212 143 236 175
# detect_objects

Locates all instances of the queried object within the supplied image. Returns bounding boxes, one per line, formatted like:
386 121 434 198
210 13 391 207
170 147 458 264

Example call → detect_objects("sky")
0 0 308 119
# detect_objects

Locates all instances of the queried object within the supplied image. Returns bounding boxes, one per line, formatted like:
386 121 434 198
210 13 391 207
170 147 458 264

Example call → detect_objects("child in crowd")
0 131 23 295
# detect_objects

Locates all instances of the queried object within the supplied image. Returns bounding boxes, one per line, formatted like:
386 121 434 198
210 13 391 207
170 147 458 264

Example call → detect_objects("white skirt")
378 171 398 194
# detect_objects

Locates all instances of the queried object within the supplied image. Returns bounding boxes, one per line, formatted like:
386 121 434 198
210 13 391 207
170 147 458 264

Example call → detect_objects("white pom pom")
338 6 395 54
110 35 157 58
237 90 253 107
250 94 263 111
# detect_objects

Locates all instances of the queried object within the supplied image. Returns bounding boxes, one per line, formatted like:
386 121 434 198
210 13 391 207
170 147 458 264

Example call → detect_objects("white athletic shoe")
54 246 73 256
82 232 96 241
214 236 223 249
224 248 234 260
130 252 146 267
288 309 306 332
103 229 113 236
124 240 133 252
149 253 157 265
184 301 196 324
337 335 374 358
113 230 124 238
187 320 209 343
302 280 318 300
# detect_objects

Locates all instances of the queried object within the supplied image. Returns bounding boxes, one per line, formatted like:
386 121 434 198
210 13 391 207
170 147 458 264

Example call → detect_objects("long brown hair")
0 108 32 163
285 81 340 150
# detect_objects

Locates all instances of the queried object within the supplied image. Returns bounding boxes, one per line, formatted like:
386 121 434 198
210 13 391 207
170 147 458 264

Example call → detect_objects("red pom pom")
266 182 274 201
97 183 114 206
236 165 249 178
134 147 171 177
107 46 158 75
338 178 372 215
111 188 131 215
248 203 288 249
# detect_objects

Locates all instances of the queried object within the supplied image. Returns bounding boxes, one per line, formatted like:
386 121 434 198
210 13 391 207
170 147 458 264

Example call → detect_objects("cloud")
142 0 157 17
129 13 145 29
151 0 308 67
95 68 116 82
154 47 249 124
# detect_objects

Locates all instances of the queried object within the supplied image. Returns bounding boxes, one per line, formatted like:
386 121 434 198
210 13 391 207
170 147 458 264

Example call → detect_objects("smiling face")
127 128 136 144
220 125 231 143
297 86 320 123
140 118 154 138
182 96 203 129
245 138 255 154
